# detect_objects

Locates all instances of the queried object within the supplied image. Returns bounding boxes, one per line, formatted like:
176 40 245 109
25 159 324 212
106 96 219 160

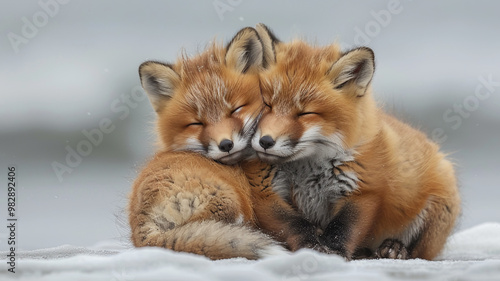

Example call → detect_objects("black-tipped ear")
255 23 280 68
139 61 181 112
327 47 375 97
225 27 263 73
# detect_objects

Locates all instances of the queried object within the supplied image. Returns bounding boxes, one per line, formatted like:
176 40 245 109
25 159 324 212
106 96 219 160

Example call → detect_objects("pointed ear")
225 27 263 73
139 61 181 112
327 47 375 97
255 23 280 68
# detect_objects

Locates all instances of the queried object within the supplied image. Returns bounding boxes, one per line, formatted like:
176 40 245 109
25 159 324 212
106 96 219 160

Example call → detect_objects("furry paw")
375 239 409 259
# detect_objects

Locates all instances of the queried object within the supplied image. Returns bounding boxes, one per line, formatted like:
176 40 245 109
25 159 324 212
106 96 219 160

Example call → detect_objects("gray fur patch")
272 153 359 229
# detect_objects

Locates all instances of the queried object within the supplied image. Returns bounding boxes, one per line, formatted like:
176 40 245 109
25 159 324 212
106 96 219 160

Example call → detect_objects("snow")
2 223 500 281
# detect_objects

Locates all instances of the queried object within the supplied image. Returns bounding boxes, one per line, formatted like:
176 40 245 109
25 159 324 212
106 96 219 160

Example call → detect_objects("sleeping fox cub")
251 24 461 260
128 27 284 260
129 27 327 260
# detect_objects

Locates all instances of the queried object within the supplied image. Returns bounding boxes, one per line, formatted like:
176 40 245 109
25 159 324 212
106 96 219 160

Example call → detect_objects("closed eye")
298 112 318 117
231 105 245 115
263 101 272 109
186 122 203 127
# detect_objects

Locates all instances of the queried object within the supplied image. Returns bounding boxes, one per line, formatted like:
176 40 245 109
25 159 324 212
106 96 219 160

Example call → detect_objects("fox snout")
259 135 275 150
218 139 234 153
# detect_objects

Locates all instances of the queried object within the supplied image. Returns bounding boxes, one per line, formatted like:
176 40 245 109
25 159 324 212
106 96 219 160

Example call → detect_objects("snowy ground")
1 223 499 281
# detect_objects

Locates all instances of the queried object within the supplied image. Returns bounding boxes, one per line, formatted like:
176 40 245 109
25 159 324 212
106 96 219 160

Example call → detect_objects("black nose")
219 139 234 152
259 135 275 149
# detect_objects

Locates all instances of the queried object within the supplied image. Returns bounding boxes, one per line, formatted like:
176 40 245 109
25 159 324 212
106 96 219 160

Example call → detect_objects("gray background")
1 0 499 250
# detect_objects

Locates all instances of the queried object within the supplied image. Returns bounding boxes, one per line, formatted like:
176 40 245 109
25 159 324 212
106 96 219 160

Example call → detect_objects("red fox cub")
129 27 287 260
252 24 461 260
129 27 326 259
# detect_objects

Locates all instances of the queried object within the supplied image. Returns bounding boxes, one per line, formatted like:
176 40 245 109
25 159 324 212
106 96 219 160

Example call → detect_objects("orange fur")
252 25 460 260
129 151 265 259
128 27 289 260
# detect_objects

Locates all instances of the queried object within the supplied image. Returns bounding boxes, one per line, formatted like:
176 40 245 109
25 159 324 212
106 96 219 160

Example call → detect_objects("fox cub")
251 24 461 260
129 27 327 259
128 27 286 260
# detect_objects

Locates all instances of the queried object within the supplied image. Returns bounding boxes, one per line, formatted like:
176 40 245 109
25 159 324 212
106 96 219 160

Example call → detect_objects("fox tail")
133 219 287 260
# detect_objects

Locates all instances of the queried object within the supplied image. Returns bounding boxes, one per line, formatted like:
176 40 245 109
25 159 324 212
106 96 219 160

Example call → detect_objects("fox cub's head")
139 28 265 164
252 24 378 163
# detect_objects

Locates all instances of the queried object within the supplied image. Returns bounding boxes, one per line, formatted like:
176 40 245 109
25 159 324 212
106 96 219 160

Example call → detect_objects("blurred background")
1 0 499 250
